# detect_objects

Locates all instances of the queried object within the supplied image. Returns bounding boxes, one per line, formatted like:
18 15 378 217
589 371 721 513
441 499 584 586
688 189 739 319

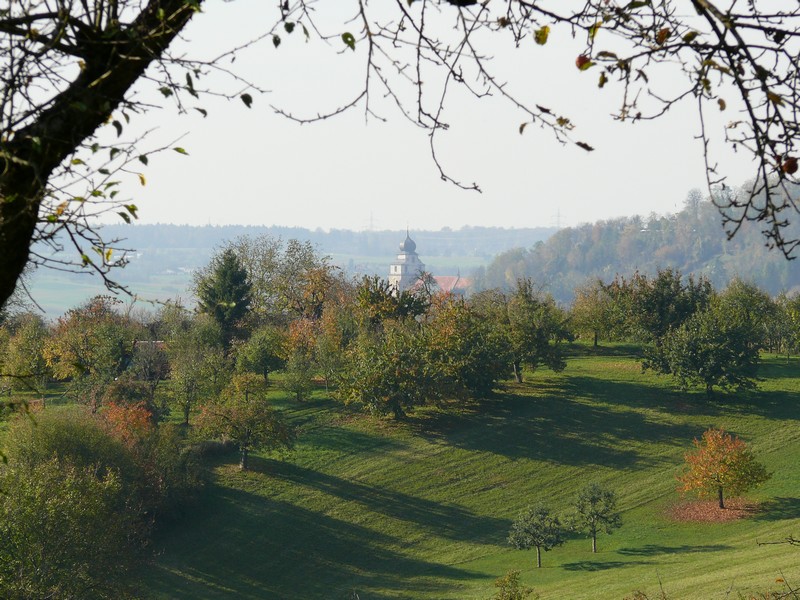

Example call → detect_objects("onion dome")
399 234 416 253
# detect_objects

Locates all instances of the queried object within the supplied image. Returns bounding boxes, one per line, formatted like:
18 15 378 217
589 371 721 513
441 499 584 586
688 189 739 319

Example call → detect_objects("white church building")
388 232 425 293
388 232 472 296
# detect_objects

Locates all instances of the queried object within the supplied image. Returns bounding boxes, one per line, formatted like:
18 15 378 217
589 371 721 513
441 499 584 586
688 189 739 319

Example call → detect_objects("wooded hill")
476 194 800 304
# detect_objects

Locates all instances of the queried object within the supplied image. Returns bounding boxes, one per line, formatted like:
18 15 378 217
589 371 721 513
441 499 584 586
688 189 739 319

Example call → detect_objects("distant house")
430 274 472 297
387 232 472 296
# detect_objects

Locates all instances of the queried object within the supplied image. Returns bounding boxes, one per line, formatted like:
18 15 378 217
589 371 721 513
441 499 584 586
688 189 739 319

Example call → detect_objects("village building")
388 232 426 293
387 232 471 296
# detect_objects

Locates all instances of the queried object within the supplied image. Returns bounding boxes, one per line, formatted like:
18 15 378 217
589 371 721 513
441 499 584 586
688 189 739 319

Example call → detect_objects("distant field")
140 346 800 599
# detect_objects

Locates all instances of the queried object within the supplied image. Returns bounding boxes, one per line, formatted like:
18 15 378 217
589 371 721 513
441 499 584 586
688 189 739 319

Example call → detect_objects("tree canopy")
4 1 800 310
677 427 770 509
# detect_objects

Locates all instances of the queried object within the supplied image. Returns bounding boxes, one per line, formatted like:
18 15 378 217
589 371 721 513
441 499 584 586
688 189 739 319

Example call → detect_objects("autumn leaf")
534 25 550 45
782 157 798 174
656 27 671 45
575 55 594 71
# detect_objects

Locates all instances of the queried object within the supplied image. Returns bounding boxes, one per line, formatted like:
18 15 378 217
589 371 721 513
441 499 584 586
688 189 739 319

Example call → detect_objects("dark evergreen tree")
195 249 252 349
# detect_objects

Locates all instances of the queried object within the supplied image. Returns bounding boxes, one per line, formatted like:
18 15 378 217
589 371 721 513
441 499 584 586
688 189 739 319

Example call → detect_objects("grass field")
133 345 800 599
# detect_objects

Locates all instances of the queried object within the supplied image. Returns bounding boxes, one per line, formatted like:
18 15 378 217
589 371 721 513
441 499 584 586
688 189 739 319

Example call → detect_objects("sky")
108 1 755 233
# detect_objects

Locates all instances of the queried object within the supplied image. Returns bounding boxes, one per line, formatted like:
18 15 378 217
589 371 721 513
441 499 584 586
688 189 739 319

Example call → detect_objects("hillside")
142 346 800 599
477 196 800 304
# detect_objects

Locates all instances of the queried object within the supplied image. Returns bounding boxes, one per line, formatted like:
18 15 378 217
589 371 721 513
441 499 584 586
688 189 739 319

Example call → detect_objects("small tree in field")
508 505 565 568
488 570 537 600
677 428 771 509
573 483 622 553
198 374 294 470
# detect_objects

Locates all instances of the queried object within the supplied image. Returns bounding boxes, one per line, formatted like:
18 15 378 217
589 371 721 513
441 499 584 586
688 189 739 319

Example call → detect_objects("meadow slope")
144 347 800 599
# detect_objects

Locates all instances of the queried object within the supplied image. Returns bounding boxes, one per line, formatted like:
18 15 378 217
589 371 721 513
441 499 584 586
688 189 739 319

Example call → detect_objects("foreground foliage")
0 408 203 598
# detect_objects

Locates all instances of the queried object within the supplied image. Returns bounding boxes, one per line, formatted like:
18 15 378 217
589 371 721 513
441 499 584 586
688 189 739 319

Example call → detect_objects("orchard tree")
572 483 622 553
508 505 565 568
1 312 51 394
43 295 136 410
648 299 760 396
570 279 620 347
165 312 228 425
236 325 286 384
677 427 771 509
335 322 439 419
505 279 571 383
426 293 510 398
197 373 294 470
488 570 535 600
4 2 800 311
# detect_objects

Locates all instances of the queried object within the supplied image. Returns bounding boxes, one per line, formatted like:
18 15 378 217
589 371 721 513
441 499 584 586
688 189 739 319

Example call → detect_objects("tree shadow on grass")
752 497 800 521
560 376 722 417
147 484 482 600
617 544 732 556
300 424 408 455
720 390 800 422
260 458 509 544
413 382 698 469
561 560 653 571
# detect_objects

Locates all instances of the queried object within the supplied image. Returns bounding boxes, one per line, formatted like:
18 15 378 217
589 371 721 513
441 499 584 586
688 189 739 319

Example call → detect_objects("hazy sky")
114 1 753 232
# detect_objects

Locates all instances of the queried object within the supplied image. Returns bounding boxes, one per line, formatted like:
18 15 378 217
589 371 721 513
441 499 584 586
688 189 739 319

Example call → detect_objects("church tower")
388 232 425 293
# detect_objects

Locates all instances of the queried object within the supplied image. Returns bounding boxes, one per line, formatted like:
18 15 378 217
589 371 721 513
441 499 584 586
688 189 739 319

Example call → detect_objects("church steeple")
388 231 425 293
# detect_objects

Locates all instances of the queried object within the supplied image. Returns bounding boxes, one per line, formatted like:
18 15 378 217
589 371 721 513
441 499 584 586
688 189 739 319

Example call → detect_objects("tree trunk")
513 361 523 383
718 486 725 509
591 533 597 553
593 331 598 347
536 546 542 568
240 445 249 470
0 0 201 309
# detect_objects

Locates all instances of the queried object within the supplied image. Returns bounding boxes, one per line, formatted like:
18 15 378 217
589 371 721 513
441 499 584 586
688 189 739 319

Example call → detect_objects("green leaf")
342 32 356 51
589 22 601 40
534 26 550 45
768 91 784 106
683 30 699 43
273 34 281 48
240 93 253 108
185 72 198 98
576 141 595 152
70 158 84 166
284 22 295 34
112 120 122 137
159 86 173 97
138 155 148 166
598 72 608 88
118 212 131 224
194 107 208 117
173 147 189 155
109 147 120 159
